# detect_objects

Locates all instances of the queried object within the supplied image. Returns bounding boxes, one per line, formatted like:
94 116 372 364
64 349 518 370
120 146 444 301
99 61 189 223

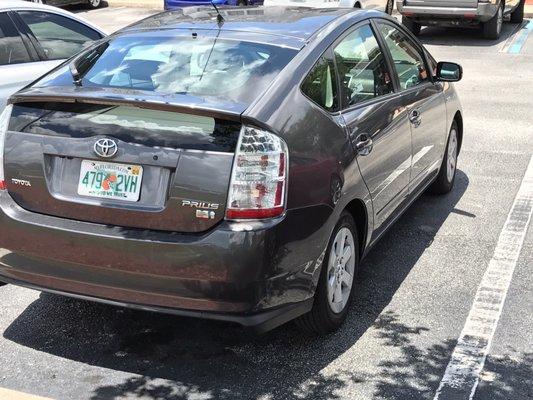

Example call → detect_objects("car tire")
429 121 459 195
237 0 248 5
402 16 421 36
87 0 102 9
510 0 525 23
295 211 359 335
385 0 394 15
483 3 503 40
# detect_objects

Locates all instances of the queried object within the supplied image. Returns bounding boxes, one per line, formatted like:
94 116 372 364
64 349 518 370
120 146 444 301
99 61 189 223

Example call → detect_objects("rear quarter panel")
245 14 375 259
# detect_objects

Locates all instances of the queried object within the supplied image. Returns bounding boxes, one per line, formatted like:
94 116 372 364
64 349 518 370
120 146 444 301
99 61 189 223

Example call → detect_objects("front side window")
301 55 338 112
0 13 31 66
35 34 297 104
377 23 430 90
18 11 101 60
333 24 393 108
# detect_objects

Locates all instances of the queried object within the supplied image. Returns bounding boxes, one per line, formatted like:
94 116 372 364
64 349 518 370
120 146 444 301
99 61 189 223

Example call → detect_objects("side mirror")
436 62 463 82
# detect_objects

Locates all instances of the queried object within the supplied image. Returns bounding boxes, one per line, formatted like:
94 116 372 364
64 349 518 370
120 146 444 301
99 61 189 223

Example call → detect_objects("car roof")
0 0 106 36
122 6 368 42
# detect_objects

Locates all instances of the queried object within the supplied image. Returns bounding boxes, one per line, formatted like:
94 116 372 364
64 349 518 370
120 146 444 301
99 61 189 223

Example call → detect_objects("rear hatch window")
35 32 297 104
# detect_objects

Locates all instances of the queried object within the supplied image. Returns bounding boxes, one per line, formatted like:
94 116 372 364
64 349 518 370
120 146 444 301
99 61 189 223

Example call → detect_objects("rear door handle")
355 133 373 156
409 109 422 127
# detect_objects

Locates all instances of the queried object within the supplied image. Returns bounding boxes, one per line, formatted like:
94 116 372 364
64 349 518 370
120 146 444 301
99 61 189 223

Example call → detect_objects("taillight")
226 125 288 220
0 105 12 191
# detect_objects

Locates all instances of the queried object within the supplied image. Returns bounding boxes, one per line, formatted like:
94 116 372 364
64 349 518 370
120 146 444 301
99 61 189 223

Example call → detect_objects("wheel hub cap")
447 129 458 183
327 227 356 314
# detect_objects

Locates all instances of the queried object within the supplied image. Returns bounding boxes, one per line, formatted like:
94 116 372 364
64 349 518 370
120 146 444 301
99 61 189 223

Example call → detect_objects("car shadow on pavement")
5 170 515 400
418 21 523 47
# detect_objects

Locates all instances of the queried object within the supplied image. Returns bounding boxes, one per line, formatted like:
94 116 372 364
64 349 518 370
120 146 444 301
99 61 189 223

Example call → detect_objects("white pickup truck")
397 0 525 39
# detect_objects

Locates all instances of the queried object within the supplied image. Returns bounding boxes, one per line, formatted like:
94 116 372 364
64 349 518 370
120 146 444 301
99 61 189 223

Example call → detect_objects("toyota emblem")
94 138 118 158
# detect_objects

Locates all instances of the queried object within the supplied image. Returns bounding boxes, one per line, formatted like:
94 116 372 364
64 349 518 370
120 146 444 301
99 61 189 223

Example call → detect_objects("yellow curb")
0 388 54 400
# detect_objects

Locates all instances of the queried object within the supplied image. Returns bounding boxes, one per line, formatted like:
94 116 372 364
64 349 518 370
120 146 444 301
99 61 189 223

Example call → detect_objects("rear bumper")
0 192 332 330
398 3 499 23
0 275 313 333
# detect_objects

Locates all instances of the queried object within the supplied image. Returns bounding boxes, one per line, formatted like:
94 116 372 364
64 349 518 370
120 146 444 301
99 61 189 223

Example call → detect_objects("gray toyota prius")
0 7 463 334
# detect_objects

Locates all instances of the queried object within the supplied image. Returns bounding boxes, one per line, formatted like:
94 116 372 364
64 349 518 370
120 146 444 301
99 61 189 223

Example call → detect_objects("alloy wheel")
447 128 458 183
327 227 356 314
89 0 101 7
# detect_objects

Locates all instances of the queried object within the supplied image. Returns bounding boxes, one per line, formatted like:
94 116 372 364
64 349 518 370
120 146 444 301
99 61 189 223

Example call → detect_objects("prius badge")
181 199 219 220
94 138 118 159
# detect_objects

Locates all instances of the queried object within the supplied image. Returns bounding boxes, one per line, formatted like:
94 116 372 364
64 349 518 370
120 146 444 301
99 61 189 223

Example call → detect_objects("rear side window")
301 55 339 112
377 23 430 90
36 34 297 104
18 11 101 60
0 13 31 66
333 24 393 108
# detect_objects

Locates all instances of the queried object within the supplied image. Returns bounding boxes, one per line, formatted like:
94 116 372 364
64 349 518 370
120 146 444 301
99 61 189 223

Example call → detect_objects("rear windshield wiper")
70 42 109 87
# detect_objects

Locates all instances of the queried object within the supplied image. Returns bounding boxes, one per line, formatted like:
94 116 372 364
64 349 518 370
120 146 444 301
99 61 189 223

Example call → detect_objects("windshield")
35 33 297 104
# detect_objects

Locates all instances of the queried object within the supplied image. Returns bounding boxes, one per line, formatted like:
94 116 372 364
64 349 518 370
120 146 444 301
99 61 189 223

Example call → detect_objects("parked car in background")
25 0 105 9
0 0 105 111
165 0 263 9
0 7 463 334
398 0 525 39
338 0 394 13
263 0 394 14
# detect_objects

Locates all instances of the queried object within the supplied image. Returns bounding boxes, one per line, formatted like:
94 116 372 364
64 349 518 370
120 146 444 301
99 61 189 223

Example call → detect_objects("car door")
0 11 43 110
375 20 447 192
15 10 102 62
335 22 413 229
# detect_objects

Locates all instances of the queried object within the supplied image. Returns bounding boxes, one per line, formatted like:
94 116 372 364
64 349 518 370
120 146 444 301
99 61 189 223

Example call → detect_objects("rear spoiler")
9 86 247 122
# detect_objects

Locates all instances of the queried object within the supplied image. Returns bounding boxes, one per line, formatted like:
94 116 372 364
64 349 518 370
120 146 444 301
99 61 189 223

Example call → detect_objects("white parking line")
434 155 533 400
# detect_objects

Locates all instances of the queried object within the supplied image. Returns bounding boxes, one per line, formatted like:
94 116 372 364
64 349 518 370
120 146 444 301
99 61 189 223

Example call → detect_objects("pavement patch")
434 156 533 400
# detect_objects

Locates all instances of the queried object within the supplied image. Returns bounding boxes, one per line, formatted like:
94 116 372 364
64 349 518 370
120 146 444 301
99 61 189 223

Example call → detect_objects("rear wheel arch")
344 199 368 260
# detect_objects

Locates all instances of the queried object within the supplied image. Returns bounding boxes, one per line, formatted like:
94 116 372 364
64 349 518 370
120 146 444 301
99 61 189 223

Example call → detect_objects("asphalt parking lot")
0 7 532 400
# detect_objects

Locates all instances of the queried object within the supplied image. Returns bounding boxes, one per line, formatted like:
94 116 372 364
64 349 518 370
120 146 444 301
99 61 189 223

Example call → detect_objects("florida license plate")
77 160 143 202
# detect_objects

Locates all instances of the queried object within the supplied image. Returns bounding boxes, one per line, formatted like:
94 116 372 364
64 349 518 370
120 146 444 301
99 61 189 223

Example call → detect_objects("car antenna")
211 1 224 27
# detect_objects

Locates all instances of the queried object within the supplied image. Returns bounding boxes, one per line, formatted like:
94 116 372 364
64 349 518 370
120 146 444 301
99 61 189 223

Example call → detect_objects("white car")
263 0 394 14
0 0 105 110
